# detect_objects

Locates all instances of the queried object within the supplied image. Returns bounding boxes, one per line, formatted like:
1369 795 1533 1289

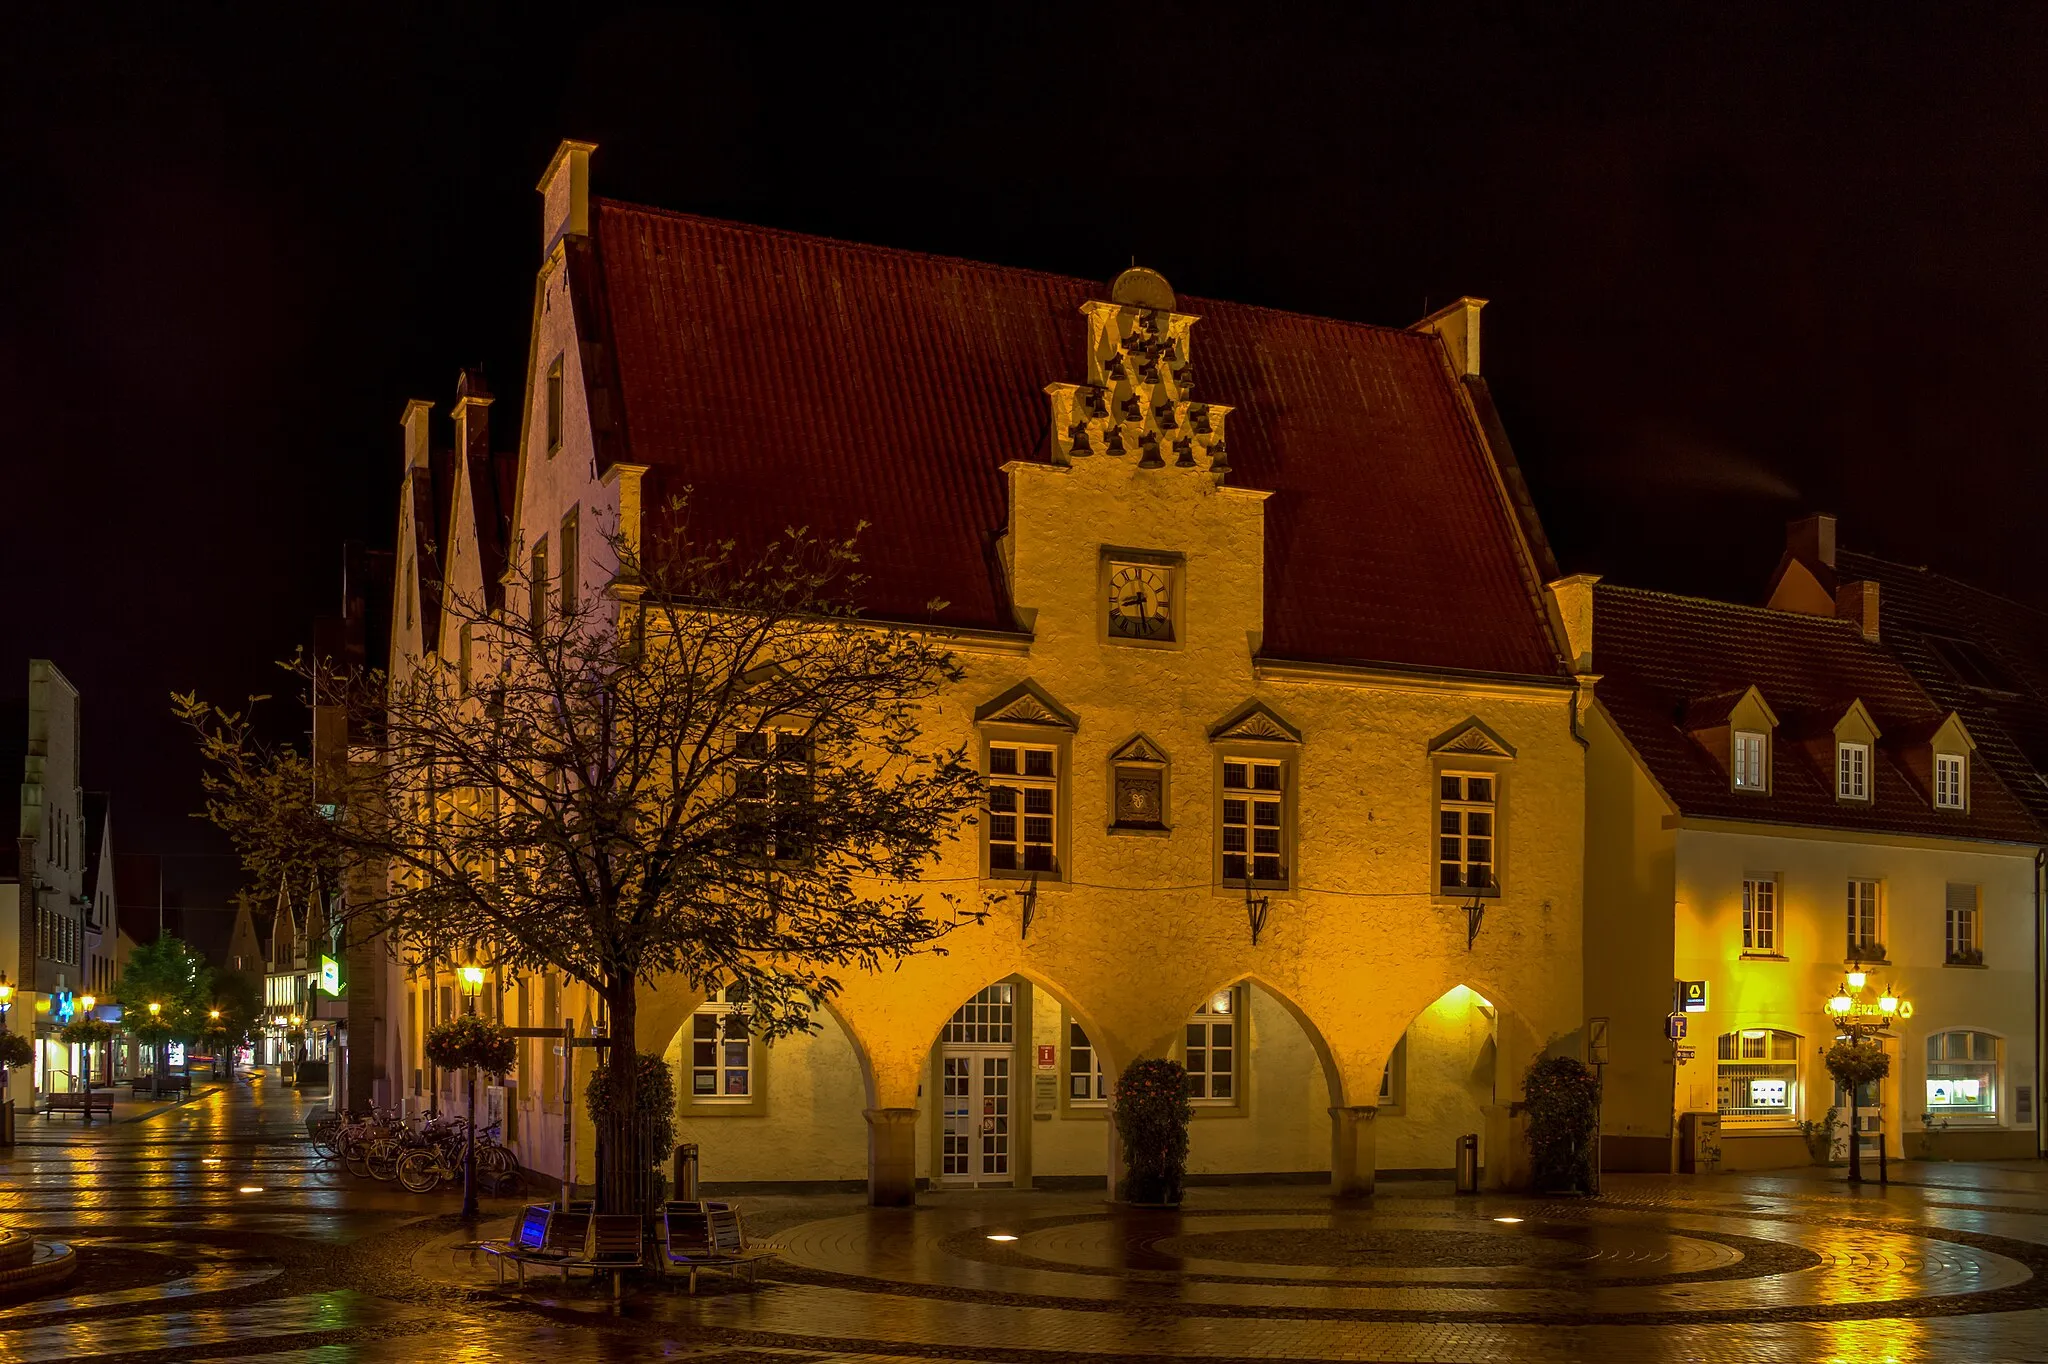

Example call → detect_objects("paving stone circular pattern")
761 1197 2048 1326
1146 1225 1598 1270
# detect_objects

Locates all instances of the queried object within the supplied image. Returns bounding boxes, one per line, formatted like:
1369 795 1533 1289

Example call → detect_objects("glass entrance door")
941 1051 1011 1184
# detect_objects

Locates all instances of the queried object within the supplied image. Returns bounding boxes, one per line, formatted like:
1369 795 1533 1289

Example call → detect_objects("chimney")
452 369 492 468
538 139 597 256
1545 574 1601 675
400 399 433 477
1836 579 1880 642
1787 513 1836 569
1413 296 1486 377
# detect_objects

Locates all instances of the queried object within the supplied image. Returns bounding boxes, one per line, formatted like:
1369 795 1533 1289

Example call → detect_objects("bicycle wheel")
366 1139 403 1181
478 1145 518 1194
396 1149 443 1194
343 1138 373 1180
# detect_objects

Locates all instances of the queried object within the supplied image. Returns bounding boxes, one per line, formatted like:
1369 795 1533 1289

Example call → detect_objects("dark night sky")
6 3 2047 884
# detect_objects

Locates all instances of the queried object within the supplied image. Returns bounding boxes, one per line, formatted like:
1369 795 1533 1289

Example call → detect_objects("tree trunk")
595 977 648 1216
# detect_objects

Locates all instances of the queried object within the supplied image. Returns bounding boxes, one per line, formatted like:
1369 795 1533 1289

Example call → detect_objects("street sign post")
1666 1013 1688 1041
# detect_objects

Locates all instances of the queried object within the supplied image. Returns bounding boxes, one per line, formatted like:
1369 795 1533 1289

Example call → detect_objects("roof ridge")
589 196 1437 343
1599 581 1869 633
1838 547 2048 625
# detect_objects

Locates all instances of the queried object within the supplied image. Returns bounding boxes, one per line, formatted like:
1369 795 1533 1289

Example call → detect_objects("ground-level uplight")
986 1233 1019 1241
238 1186 264 1194
1493 1216 1524 1224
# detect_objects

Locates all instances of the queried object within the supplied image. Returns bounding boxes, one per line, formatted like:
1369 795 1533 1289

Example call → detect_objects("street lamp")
1824 976 1913 1187
457 958 487 1219
76 995 98 1121
0 973 14 1147
147 1001 164 1099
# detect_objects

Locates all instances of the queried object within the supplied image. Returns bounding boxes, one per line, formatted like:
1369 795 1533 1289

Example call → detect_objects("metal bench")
40 1092 114 1120
477 1204 556 1285
661 1200 775 1292
482 1208 591 1289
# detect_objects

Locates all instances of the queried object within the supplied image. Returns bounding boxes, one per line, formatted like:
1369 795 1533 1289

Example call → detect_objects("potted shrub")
1523 1055 1600 1193
1113 1058 1192 1206
587 1051 678 1213
1798 1106 1842 1166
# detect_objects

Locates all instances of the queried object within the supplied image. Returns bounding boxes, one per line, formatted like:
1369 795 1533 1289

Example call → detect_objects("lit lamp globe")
1827 992 1853 1018
147 1001 162 1018
0 976 13 1008
1846 970 1867 990
457 964 486 997
78 994 95 1015
1879 992 1900 1016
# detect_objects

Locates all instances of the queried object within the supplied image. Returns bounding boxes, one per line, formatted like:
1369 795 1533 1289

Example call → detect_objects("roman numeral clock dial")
1107 563 1172 641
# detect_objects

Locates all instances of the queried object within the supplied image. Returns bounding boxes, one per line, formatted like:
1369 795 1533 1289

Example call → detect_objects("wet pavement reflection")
9 1070 2048 1360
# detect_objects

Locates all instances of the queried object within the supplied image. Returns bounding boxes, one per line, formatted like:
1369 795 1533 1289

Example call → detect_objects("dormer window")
1836 742 1870 801
1733 730 1768 791
1935 752 1966 810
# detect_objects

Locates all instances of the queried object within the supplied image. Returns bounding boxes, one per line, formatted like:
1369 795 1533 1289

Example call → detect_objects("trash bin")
1455 1132 1480 1193
673 1141 700 1203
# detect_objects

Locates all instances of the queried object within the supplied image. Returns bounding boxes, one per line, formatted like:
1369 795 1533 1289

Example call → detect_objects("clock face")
1107 563 1172 640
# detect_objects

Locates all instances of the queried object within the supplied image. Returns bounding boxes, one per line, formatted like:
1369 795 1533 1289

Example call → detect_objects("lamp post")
0 973 14 1147
147 1001 163 1099
77 995 96 1126
1824 972 1909 1187
208 1009 223 1081
457 961 486 1220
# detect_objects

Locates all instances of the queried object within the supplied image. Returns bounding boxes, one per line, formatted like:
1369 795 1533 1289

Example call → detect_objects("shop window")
689 985 753 1101
1717 1029 1800 1122
1926 1030 1998 1120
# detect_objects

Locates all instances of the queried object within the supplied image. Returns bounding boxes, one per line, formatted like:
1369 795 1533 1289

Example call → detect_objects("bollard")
1455 1132 1480 1194
674 1141 701 1203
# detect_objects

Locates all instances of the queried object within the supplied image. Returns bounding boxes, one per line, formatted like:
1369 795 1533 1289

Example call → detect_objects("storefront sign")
319 955 341 997
1677 980 1709 1013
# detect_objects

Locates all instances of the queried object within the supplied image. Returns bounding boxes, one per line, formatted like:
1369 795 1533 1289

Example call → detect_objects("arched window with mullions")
1926 1031 1999 1121
1717 1029 1801 1123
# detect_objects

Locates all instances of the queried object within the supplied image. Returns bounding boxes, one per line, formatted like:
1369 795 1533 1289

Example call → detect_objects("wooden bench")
661 1201 776 1292
40 1092 113 1120
561 1214 644 1301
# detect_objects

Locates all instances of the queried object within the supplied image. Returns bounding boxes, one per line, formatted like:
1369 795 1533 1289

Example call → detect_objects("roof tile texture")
585 200 1562 678
1594 584 2040 843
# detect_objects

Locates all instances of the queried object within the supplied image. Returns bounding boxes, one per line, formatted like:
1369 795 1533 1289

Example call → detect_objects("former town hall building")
381 139 1594 1201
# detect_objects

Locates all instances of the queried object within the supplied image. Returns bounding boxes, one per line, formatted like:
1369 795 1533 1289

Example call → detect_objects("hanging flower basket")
0 1033 32 1070
1113 1058 1192 1206
424 1014 516 1074
1825 1038 1891 1090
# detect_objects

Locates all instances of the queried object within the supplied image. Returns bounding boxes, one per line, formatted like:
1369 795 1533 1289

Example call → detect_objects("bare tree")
182 510 984 1212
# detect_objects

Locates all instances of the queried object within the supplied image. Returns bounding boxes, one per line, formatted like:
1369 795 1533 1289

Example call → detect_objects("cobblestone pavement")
9 1074 2048 1361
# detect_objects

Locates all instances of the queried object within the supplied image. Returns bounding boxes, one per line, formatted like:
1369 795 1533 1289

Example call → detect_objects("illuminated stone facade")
388 141 1590 1200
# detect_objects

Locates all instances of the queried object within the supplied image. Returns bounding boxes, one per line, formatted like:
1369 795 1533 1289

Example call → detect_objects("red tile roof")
1594 584 2041 842
573 200 1565 679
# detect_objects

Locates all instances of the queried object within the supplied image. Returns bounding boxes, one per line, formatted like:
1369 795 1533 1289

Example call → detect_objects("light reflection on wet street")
9 1070 2048 1361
